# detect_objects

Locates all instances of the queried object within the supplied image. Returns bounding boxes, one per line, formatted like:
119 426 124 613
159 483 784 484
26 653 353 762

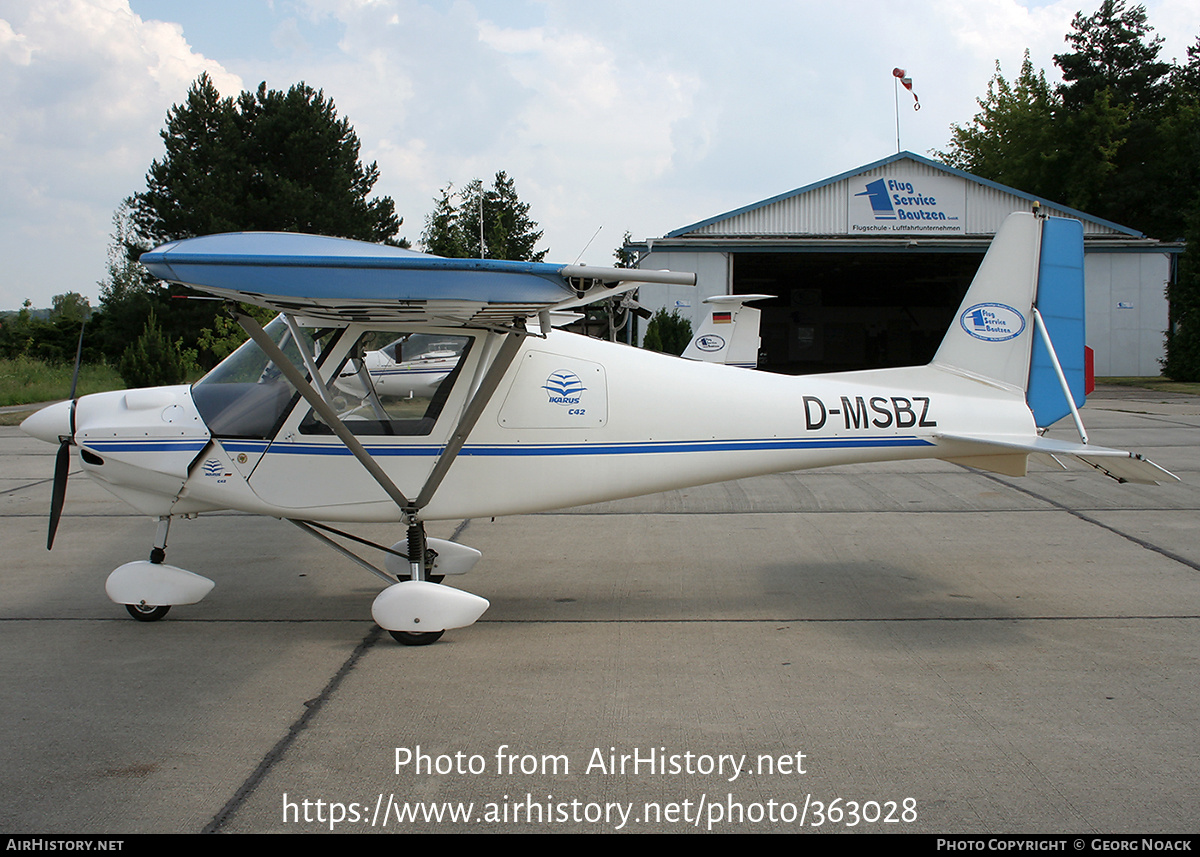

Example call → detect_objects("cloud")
0 0 239 307
260 1 702 257
3 0 1196 307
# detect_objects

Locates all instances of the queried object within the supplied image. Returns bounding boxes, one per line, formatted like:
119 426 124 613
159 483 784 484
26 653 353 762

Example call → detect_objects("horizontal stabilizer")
937 432 1178 485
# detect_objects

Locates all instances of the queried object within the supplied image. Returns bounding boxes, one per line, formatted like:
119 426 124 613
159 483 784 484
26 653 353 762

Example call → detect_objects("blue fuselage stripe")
83 440 208 453
232 436 932 457
87 436 933 457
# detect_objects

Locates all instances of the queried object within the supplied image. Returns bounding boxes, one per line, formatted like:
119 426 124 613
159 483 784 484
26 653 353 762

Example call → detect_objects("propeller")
47 321 85 550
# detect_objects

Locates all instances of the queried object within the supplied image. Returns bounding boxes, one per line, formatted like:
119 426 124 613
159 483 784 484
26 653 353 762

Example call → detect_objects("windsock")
893 68 920 110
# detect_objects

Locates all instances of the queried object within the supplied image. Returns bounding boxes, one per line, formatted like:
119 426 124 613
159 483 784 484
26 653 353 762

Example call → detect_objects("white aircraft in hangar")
22 211 1176 644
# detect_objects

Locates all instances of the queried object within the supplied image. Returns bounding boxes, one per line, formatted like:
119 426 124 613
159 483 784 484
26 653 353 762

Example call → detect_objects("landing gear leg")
149 516 170 565
107 516 213 621
125 516 173 621
405 515 425 583
389 515 444 645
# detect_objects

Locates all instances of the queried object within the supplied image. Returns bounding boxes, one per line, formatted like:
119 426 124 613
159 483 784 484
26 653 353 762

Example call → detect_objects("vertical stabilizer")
682 294 773 367
932 212 1041 390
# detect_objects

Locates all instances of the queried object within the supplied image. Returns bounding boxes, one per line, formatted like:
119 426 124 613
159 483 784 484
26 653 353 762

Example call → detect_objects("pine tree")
118 310 197 388
132 74 403 246
421 172 546 261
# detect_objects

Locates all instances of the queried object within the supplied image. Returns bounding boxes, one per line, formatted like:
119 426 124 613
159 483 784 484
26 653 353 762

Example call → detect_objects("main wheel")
388 629 445 646
125 603 170 622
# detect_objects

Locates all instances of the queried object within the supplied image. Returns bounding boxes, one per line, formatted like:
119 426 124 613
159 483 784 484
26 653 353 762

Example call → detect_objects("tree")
939 53 1063 198
118 309 198 388
1051 6 1200 375
112 75 407 374
938 49 1133 216
641 308 692 355
51 293 90 325
1053 0 1176 236
420 172 547 261
1055 0 1171 111
1053 88 1130 216
614 231 637 269
940 4 1200 376
1164 209 1200 380
89 199 172 367
939 3 1188 232
132 74 403 246
421 185 469 258
1161 39 1200 379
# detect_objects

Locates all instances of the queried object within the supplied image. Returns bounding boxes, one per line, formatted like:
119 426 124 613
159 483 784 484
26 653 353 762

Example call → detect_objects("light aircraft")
337 332 466 402
21 212 1176 644
681 293 773 368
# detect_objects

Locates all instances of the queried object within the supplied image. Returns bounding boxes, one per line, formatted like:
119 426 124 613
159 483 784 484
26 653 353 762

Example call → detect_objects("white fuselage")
60 325 1035 524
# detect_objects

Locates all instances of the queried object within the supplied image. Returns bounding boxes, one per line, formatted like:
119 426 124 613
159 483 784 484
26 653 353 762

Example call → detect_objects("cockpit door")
243 326 482 515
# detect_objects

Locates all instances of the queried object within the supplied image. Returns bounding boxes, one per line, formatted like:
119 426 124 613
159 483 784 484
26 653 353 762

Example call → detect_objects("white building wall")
1085 252 1170 376
636 251 730 343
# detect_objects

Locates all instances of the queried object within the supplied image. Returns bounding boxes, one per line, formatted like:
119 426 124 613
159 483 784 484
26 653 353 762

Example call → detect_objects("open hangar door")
732 251 985 375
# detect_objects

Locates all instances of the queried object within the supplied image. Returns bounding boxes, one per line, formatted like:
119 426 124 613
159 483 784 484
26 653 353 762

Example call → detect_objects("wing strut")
234 309 413 510
415 329 524 508
280 313 335 406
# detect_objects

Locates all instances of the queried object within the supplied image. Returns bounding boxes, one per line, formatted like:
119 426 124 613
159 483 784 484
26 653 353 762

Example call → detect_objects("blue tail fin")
1026 217 1086 429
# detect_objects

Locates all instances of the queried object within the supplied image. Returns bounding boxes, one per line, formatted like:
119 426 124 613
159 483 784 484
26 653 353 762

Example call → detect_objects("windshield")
191 315 337 438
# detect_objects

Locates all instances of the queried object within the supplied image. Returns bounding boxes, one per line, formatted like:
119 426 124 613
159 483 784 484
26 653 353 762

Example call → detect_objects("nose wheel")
107 517 215 622
388 629 445 646
125 603 171 622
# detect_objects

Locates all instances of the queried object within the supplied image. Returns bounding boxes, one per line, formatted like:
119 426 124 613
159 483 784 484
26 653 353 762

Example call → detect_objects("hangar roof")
659 152 1144 243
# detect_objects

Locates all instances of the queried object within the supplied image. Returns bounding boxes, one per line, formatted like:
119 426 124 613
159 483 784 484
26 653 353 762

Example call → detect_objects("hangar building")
631 152 1179 377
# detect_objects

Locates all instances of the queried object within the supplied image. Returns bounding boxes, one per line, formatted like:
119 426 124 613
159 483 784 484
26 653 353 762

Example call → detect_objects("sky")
1 0 1198 312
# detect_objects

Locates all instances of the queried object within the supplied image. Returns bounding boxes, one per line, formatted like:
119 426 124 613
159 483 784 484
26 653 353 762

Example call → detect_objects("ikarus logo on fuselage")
543 371 586 405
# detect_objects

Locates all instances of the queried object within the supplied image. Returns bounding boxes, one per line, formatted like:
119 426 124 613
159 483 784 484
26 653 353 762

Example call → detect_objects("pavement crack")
978 471 1200 573
202 624 384 833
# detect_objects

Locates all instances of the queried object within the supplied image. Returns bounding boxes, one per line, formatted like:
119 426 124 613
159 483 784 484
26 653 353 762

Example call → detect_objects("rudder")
1026 217 1086 428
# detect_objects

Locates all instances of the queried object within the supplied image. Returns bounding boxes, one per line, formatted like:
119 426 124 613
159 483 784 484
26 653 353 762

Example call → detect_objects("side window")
300 331 472 437
191 316 339 439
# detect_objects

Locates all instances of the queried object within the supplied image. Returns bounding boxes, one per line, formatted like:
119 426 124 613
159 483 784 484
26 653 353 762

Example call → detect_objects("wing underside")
139 232 695 327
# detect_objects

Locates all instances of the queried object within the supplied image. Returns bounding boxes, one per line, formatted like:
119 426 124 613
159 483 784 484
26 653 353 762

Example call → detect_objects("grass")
1095 376 1200 395
0 357 126 423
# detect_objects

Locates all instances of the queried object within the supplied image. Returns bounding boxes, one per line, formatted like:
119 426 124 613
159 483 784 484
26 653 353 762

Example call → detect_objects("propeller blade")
48 440 70 550
47 319 86 550
69 328 83 395
68 320 84 433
